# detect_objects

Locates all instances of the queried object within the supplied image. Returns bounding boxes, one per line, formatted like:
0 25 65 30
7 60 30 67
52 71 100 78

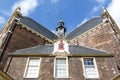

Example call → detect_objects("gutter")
8 53 114 57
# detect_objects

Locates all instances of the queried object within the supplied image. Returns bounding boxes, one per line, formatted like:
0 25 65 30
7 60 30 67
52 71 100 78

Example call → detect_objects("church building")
0 7 120 80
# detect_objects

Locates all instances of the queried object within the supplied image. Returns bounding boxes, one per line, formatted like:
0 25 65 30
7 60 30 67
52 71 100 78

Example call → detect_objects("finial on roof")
102 7 107 13
15 7 21 12
59 16 63 22
13 7 22 16
60 16 62 19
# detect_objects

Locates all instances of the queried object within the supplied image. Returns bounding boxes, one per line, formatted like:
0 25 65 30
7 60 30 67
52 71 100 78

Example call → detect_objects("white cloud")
90 0 105 4
51 0 59 4
91 0 105 13
96 0 105 3
12 0 39 16
0 16 5 24
107 0 120 28
92 6 99 12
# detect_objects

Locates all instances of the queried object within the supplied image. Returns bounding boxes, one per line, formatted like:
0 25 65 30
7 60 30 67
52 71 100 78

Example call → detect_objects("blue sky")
0 0 120 33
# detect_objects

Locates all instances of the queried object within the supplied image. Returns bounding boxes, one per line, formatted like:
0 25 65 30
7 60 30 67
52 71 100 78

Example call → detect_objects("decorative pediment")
52 39 70 56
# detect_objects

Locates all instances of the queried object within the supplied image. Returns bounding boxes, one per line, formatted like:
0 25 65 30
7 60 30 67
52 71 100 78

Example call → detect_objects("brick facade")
70 21 120 71
5 56 118 80
0 24 51 69
1 8 120 80
70 22 118 54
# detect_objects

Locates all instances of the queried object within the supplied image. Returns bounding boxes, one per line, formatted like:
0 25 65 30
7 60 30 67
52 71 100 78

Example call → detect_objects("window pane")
26 67 39 78
55 58 67 78
25 58 40 78
56 66 67 77
56 58 66 65
29 59 39 66
83 58 98 78
84 58 94 65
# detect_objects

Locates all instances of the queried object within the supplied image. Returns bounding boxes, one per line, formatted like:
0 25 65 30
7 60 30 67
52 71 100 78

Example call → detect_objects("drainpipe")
5 56 13 73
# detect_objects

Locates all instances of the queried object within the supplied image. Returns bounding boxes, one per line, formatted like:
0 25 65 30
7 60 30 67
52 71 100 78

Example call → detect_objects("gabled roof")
19 16 103 41
9 44 113 57
66 17 103 40
20 16 58 41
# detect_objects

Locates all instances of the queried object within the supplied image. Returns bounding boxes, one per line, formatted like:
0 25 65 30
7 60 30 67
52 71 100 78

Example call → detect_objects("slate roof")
15 45 54 54
66 17 103 40
69 45 108 54
19 16 103 41
10 44 111 57
20 16 57 41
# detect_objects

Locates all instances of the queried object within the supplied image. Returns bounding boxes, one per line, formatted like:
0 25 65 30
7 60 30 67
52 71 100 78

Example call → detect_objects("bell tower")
56 18 66 38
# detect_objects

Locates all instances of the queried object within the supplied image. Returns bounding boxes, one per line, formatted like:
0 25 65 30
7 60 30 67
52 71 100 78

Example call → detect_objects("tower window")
82 58 99 78
24 58 40 78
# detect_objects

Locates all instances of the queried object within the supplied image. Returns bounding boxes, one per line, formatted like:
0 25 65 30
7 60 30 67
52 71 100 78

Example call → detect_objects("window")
82 58 99 78
54 58 68 78
24 58 40 78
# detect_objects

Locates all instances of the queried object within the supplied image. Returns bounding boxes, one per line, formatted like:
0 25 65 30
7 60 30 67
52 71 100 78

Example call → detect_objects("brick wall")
0 24 52 69
70 22 120 72
70 22 119 54
6 24 51 53
5 56 117 80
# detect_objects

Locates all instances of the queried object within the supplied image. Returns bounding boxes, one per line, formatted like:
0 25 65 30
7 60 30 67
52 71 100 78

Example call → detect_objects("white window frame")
23 57 41 78
54 57 69 78
82 57 99 79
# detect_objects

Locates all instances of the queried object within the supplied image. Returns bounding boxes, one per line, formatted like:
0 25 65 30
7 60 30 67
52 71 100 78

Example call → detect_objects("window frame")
82 57 99 79
54 57 69 78
23 57 41 78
